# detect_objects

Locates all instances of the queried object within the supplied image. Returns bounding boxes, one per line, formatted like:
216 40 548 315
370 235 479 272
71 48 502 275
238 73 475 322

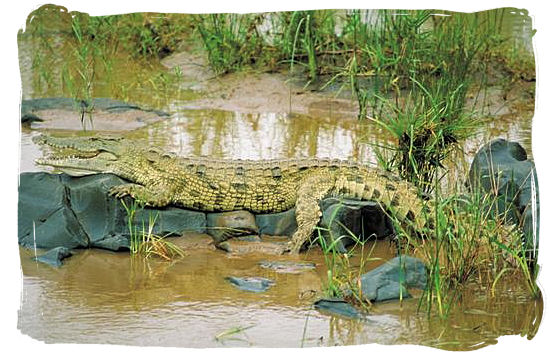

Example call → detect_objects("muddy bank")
162 50 360 118
161 50 535 124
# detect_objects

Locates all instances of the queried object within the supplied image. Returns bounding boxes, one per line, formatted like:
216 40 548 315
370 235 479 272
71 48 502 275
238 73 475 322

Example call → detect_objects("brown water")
17 7 540 349
17 243 542 349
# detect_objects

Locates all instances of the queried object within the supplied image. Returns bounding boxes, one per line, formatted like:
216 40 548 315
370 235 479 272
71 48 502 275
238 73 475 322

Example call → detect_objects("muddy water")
18 243 542 348
17 7 540 349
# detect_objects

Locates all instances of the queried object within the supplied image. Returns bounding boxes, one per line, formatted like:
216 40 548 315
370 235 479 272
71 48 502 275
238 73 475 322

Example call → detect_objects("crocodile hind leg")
286 171 336 254
109 183 172 207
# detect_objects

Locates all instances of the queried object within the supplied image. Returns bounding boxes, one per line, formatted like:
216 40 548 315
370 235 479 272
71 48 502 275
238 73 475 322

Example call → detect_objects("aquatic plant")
121 199 185 260
368 78 478 193
313 203 380 309
194 13 266 74
387 178 540 318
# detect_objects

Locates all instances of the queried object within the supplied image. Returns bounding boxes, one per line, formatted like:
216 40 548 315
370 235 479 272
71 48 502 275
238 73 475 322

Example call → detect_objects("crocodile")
33 134 432 254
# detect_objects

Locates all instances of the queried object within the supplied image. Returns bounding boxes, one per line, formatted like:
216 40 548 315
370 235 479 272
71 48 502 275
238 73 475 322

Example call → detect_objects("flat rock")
32 246 72 267
21 97 169 130
216 238 286 255
258 260 316 273
313 298 364 319
226 276 275 293
359 256 427 302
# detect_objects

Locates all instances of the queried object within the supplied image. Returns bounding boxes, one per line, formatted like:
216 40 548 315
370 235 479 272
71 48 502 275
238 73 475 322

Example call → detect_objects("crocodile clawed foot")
108 185 132 199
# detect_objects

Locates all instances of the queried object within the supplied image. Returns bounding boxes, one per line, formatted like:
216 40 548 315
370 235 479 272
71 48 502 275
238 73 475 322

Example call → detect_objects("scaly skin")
34 134 432 253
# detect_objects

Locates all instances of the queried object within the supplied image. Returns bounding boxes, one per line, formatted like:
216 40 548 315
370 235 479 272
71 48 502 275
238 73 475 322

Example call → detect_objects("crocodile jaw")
36 151 118 176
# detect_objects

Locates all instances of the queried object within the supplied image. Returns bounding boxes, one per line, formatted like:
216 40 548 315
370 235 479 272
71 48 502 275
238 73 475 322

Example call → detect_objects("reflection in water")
128 106 533 170
130 109 380 163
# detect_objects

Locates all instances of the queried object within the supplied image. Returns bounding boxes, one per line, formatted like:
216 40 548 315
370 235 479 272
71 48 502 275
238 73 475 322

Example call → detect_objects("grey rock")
359 256 427 302
258 260 316 273
207 210 258 243
18 173 90 249
18 172 206 251
92 235 130 251
320 198 393 252
132 207 206 237
313 298 363 319
63 173 129 245
256 208 298 236
32 246 72 267
20 97 169 123
226 276 275 293
469 139 539 259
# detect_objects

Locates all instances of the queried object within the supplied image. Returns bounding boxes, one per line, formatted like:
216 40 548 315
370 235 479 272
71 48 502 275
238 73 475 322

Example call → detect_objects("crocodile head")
34 134 126 176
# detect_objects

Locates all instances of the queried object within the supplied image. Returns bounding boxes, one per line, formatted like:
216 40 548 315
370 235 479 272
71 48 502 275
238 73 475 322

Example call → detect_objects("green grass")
313 203 381 309
387 179 540 318
121 199 185 260
20 5 193 122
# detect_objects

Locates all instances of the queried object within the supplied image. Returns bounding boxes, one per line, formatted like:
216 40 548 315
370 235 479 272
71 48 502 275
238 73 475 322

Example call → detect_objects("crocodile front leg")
109 183 172 207
286 170 336 254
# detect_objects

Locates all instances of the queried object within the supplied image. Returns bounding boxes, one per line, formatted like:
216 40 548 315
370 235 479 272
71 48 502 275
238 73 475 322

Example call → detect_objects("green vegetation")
387 180 540 318
20 5 193 113
121 199 185 260
314 205 380 310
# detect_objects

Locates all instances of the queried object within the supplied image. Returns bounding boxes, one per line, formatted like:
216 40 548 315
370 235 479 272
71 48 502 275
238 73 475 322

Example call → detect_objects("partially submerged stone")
32 246 72 267
216 238 286 255
226 276 275 293
20 97 169 130
19 173 89 249
258 260 316 273
313 298 364 319
359 256 427 302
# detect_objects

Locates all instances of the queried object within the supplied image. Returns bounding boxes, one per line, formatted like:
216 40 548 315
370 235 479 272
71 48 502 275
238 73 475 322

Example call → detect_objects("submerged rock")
359 256 427 302
216 238 286 255
226 276 275 293
258 260 316 273
32 246 72 267
469 139 539 258
313 298 364 319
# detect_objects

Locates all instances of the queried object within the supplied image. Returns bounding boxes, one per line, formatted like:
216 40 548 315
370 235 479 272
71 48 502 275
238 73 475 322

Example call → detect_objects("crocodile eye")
146 148 162 162
161 152 176 160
